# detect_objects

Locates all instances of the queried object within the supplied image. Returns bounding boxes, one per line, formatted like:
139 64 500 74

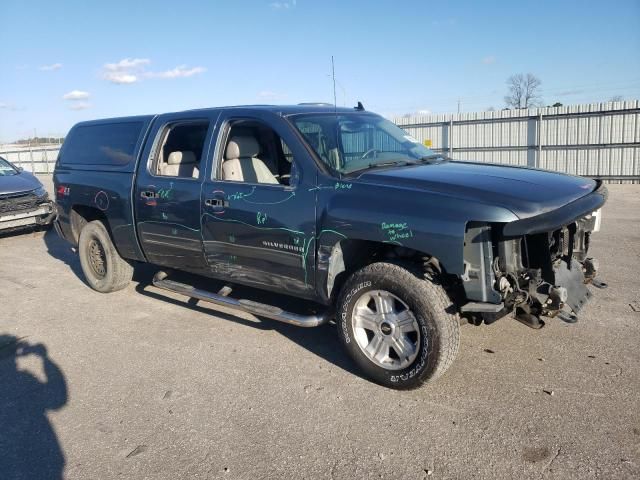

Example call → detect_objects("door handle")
205 198 228 207
141 190 159 199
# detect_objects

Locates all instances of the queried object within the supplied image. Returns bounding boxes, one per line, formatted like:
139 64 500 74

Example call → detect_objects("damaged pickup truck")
53 104 607 389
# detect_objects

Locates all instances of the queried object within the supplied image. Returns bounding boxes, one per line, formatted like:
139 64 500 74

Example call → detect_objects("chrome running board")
152 271 330 328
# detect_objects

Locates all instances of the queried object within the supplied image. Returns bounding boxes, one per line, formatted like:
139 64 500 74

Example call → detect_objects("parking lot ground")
1 183 639 479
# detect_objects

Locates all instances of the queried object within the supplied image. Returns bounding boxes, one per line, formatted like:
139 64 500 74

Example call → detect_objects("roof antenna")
355 101 365 111
331 55 337 112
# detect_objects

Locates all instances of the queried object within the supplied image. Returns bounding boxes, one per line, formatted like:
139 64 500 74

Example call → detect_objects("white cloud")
270 0 296 9
101 58 205 84
62 90 90 101
69 102 92 110
101 58 150 84
146 65 206 79
39 63 63 71
257 90 288 101
103 71 139 84
482 56 496 65
105 58 150 70
0 102 21 111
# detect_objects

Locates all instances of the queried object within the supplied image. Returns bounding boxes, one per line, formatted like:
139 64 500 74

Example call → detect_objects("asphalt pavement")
0 179 638 479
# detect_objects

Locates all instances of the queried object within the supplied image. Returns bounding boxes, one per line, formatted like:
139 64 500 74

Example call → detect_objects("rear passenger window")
152 121 209 179
60 122 143 166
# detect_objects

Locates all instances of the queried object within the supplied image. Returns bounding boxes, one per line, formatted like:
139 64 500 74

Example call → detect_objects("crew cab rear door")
135 111 219 271
201 110 317 297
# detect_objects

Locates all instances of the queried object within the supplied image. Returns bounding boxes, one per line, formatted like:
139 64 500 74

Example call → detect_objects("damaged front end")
461 181 608 328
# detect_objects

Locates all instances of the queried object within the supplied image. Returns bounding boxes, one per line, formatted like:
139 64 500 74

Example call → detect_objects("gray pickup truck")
53 104 607 389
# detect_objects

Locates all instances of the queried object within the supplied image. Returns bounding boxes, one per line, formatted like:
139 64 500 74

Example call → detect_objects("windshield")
0 156 18 176
290 113 441 174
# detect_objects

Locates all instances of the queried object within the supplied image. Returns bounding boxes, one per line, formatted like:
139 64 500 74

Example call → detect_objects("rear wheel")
336 261 460 389
78 220 133 293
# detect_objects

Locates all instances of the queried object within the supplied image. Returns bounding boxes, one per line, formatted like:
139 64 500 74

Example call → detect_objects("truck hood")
358 161 596 219
0 171 41 196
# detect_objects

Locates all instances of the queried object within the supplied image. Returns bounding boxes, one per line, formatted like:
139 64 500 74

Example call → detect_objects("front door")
201 111 317 297
135 111 218 271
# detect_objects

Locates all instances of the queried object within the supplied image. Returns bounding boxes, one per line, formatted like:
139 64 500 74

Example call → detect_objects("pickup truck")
53 104 607 389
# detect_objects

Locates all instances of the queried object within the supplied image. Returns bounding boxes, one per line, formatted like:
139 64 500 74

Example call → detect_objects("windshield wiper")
348 160 415 174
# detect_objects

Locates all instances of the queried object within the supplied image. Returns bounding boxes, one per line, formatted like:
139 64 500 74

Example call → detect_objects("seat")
222 136 278 184
163 151 199 178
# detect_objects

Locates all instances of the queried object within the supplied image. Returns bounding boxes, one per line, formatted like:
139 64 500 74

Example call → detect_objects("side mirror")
17 166 24 172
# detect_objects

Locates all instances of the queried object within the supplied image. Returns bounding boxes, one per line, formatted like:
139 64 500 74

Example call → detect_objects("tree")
609 95 624 102
504 73 542 109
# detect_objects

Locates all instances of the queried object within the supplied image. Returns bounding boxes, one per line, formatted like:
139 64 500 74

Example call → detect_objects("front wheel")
336 262 460 389
78 220 133 293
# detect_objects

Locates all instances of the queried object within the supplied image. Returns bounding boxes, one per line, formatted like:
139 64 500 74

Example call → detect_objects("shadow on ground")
0 335 67 480
41 229 361 379
42 229 84 280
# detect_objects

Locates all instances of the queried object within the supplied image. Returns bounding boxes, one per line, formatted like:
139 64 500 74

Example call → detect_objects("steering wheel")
361 148 381 160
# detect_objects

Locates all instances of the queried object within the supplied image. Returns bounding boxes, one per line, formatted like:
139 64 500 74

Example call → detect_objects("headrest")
225 136 260 160
167 151 196 165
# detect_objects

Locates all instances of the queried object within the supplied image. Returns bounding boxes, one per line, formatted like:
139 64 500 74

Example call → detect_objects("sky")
1 0 639 142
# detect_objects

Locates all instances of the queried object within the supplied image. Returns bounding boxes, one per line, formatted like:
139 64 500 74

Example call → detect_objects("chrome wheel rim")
88 239 107 278
352 290 420 371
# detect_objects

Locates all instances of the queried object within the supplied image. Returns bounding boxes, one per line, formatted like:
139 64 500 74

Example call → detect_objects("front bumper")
0 202 56 231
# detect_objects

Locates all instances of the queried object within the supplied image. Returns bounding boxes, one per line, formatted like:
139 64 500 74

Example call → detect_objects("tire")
78 220 133 293
336 261 460 390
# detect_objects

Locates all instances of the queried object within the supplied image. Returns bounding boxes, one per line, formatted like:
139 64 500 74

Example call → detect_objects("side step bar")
152 271 330 328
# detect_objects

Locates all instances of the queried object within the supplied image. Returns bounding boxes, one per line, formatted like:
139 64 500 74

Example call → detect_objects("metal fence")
394 100 640 183
0 145 61 174
2 100 639 181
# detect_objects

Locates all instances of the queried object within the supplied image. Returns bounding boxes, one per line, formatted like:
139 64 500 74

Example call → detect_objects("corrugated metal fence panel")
0 146 61 174
394 100 640 182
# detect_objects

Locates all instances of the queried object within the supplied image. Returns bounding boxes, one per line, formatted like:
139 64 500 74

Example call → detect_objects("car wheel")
78 220 133 293
336 261 460 389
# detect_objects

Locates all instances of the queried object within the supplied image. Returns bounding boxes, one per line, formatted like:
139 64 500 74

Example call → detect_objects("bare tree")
609 95 624 102
504 73 542 109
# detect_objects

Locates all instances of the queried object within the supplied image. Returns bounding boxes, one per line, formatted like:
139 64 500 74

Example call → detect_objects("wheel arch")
321 238 451 302
70 204 111 245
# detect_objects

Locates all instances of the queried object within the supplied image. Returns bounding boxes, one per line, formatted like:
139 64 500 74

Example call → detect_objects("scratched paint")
201 212 347 286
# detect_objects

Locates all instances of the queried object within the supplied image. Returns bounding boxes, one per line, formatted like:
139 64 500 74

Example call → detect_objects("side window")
152 121 209 179
60 122 144 167
218 120 295 186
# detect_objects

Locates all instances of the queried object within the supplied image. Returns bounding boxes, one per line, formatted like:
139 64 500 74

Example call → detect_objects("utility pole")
457 98 462 114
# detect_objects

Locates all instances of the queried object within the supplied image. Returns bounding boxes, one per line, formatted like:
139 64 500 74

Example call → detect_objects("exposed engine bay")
461 184 607 328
